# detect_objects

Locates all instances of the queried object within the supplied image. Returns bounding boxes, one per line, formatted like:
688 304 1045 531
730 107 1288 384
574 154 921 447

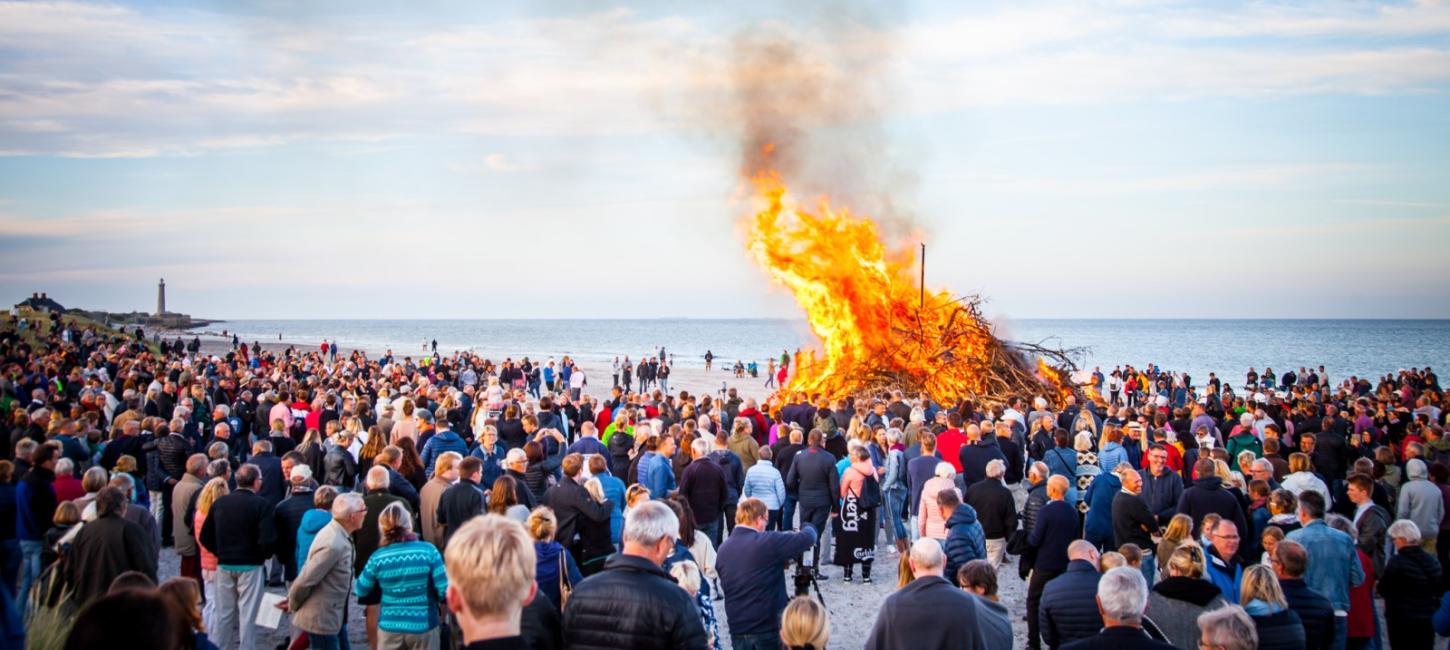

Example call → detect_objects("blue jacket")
420 430 468 478
1204 545 1244 600
470 441 507 488
1285 519 1364 611
943 505 986 585
958 441 1006 486
1279 577 1335 650
1083 472 1121 547
596 473 626 545
1039 560 1104 648
1043 447 1079 503
742 462 787 510
1097 442 1130 474
643 452 676 500
1029 500 1079 574
295 509 331 573
716 525 817 636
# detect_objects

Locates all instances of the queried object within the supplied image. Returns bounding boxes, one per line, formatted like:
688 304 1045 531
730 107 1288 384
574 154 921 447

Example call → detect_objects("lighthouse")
157 278 166 315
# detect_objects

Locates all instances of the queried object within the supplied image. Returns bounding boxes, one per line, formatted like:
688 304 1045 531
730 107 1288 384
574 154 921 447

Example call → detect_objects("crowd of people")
2 310 1450 649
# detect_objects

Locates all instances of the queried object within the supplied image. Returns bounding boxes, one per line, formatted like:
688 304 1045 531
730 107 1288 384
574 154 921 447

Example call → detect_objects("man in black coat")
1113 470 1159 579
198 463 277 650
1273 541 1335 650
156 420 192 545
438 456 486 549
543 454 612 561
271 467 317 582
249 440 287 507
785 430 839 576
864 537 988 649
1060 566 1176 650
1140 444 1184 528
1027 475 1078 650
964 459 1017 568
677 439 729 547
561 501 707 649
1041 541 1105 648
65 486 156 606
1177 459 1248 545
958 426 1007 487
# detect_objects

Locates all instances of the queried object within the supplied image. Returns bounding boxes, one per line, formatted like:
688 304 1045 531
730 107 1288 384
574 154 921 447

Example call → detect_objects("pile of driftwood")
787 294 1083 407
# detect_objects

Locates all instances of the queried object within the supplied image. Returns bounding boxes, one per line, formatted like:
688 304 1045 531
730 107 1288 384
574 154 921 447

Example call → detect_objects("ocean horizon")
201 318 1450 385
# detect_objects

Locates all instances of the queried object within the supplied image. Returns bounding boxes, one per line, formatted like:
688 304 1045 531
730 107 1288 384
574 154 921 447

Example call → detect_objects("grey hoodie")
1397 458 1444 540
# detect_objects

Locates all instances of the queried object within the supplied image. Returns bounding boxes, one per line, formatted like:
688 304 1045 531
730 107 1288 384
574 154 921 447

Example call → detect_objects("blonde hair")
780 596 830 649
433 451 462 478
445 515 536 620
196 477 229 515
669 559 701 595
115 454 137 473
1168 543 1206 578
1240 564 1287 609
1163 513 1193 544
378 501 413 546
1098 551 1126 571
1288 452 1311 474
527 506 557 542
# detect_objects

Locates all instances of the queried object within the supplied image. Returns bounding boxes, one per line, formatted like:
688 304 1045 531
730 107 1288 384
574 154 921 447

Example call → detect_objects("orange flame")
747 168 1060 401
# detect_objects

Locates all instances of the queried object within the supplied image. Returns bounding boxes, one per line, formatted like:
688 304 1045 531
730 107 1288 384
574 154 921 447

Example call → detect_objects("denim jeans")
732 632 781 650
1332 615 1348 650
883 489 908 544
1139 552 1156 586
766 509 781 531
17 540 42 607
782 494 797 532
307 633 341 650
697 520 721 549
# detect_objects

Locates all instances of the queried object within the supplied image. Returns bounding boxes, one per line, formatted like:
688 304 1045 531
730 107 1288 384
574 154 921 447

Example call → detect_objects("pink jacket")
917 476 960 540
840 461 876 499
195 510 217 571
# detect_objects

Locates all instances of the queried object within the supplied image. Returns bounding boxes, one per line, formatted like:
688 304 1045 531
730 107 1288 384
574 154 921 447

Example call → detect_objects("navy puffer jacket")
943 504 986 585
1038 560 1103 648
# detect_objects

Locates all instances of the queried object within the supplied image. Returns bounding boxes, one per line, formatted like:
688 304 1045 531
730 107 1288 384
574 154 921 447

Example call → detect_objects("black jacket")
65 513 156 605
156 432 192 480
1060 626 1176 650
354 489 409 574
785 447 840 511
963 479 1017 539
272 487 316 580
608 431 634 483
864 576 988 650
1251 608 1305 650
1279 577 1334 650
561 553 708 650
199 487 277 566
437 479 484 549
1112 490 1157 550
958 440 1006 486
1039 560 1104 648
1177 477 1248 549
678 458 728 525
1379 545 1443 621
997 436 1024 485
542 479 612 558
323 447 357 490
251 452 287 506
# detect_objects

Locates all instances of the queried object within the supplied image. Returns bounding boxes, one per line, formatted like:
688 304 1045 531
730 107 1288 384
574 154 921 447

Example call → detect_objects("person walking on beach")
765 358 776 388
704 350 713 371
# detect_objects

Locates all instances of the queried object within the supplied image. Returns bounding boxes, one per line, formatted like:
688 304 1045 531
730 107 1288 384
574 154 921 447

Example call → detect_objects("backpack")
854 468 882 510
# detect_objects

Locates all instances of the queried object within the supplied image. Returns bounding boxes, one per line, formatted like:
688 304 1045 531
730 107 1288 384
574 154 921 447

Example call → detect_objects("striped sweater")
353 540 448 634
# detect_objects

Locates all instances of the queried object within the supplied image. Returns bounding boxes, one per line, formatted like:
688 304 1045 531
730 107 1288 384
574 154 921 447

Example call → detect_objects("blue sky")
2 0 1448 319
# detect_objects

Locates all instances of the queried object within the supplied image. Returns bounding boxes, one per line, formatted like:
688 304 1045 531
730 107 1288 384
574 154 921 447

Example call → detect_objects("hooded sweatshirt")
295 508 332 572
1398 458 1444 541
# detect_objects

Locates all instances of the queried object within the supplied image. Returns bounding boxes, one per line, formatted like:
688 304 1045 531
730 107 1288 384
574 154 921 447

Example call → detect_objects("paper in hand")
256 592 285 629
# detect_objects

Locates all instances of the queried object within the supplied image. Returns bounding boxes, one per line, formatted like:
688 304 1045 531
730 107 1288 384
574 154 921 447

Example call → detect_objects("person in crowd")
1148 544 1228 649
940 489 985 586
917 462 959 541
1345 472 1391 579
1240 564 1305 650
355 465 412 648
836 444 878 583
1060 566 1176 650
779 596 829 650
1204 518 1244 599
716 497 818 649
958 424 1006 486
678 439 728 547
442 514 539 648
905 431 940 539
64 485 156 606
419 451 461 547
438 456 486 548
527 506 582 612
1285 490 1363 646
956 560 1012 648
864 537 987 649
354 501 448 648
420 418 468 477
169 453 208 586
16 442 57 604
284 492 365 650
62 585 186 650
158 577 219 650
543 454 613 576
743 446 787 531
1397 458 1444 553
1196 606 1259 650
1027 474 1076 650
964 459 1016 569
489 475 532 523
198 463 275 650
1379 519 1442 650
1178 458 1248 544
1112 466 1158 584
294 486 338 585
1270 540 1334 650
785 430 838 577
1141 444 1184 528
1040 540 1104 649
272 464 318 583
561 500 707 648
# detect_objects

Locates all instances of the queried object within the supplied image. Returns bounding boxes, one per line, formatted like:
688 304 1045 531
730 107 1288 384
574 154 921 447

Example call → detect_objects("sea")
207 319 1450 385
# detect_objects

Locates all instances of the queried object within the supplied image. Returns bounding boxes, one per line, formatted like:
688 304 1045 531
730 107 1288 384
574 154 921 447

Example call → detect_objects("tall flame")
747 169 1012 400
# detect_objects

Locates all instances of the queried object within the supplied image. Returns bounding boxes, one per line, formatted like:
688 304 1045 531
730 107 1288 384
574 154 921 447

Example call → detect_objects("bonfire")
745 167 1080 406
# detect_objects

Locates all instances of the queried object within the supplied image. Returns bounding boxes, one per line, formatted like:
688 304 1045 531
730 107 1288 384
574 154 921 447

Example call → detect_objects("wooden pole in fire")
919 242 926 312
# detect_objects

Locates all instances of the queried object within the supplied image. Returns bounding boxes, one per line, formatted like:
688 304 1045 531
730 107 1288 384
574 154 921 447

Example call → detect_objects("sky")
2 0 1449 320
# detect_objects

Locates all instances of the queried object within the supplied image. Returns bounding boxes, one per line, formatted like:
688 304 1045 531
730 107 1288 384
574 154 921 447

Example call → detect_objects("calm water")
210 319 1450 383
